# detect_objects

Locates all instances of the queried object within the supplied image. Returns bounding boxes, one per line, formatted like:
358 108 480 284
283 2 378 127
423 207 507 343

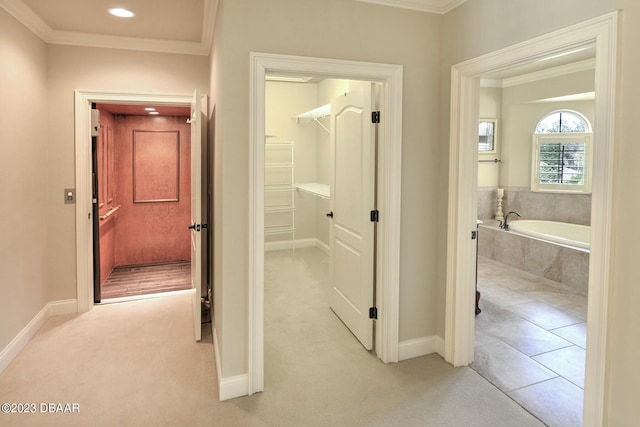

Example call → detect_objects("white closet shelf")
294 104 331 133
265 184 296 192
296 183 330 199
264 226 296 236
265 140 294 146
265 206 296 213
294 104 330 121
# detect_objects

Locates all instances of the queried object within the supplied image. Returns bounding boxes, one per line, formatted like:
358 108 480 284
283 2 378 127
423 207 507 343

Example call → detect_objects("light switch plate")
64 188 76 204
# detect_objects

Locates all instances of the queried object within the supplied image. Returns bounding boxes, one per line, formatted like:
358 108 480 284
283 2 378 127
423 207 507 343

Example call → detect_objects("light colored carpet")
0 248 544 426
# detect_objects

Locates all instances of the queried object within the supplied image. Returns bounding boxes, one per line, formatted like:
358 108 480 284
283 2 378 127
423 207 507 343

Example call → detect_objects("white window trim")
531 132 593 193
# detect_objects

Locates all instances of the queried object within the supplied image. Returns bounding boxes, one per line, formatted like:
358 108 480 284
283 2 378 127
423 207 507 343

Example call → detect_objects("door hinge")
370 210 379 222
471 230 477 240
369 307 378 319
188 223 208 232
372 111 380 124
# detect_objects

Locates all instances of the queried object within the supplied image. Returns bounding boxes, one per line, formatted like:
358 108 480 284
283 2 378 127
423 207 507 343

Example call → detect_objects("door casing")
445 12 619 427
249 52 403 395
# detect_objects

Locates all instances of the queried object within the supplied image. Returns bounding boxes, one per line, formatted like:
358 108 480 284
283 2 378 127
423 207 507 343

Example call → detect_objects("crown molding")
356 0 467 14
0 0 215 56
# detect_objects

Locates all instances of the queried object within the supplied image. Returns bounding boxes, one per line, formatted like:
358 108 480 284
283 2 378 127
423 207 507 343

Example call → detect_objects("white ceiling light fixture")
144 108 156 111
149 111 160 115
108 8 136 18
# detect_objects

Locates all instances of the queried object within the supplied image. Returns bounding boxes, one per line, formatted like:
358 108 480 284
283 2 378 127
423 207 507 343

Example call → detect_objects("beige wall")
442 0 640 423
213 0 442 378
0 9 50 352
5 0 639 420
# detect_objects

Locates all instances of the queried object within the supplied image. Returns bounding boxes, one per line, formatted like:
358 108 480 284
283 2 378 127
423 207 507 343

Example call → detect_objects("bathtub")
478 220 590 294
508 220 590 250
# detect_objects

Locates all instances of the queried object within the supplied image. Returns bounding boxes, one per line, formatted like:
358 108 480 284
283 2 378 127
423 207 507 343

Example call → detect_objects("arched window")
531 110 593 193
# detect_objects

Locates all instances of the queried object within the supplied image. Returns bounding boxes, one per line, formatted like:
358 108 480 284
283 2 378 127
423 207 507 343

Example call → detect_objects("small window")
479 119 498 153
531 110 592 193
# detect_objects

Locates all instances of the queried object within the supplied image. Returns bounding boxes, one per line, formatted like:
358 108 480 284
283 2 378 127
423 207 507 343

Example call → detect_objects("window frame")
478 118 498 153
531 132 593 193
531 110 593 194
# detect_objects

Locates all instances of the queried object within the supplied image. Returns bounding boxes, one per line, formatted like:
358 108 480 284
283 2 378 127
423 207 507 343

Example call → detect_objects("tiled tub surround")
477 187 591 226
478 221 589 295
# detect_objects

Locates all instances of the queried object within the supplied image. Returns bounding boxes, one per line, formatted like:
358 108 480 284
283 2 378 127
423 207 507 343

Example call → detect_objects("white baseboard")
219 374 249 401
213 326 249 401
316 239 329 255
0 299 78 374
265 238 316 252
265 238 330 255
48 299 78 316
398 335 444 361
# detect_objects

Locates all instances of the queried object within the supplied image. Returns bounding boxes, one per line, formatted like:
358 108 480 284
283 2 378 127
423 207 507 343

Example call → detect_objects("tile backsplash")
478 187 591 225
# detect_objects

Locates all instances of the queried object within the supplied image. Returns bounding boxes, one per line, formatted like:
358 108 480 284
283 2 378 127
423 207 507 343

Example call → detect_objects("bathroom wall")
113 115 192 267
478 70 595 225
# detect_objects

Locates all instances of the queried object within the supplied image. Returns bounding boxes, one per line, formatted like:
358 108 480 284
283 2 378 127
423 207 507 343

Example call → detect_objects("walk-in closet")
264 76 380 351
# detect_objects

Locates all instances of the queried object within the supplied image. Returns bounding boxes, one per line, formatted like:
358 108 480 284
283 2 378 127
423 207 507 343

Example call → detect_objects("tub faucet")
501 211 521 231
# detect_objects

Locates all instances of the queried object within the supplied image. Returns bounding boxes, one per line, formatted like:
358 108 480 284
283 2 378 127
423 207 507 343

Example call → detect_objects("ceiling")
1 0 216 55
1 0 466 55
2 0 593 90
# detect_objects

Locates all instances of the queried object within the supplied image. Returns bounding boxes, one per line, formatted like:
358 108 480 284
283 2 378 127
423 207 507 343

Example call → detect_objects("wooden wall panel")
114 115 191 266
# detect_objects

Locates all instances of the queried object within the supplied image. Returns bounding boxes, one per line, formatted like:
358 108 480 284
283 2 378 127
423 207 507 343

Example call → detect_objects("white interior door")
329 84 376 350
190 89 206 341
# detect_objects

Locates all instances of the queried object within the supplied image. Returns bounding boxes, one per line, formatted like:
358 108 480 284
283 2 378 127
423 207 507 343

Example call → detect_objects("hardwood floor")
101 260 191 300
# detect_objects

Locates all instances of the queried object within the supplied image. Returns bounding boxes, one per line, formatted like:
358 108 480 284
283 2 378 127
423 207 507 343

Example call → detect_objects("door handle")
326 211 333 218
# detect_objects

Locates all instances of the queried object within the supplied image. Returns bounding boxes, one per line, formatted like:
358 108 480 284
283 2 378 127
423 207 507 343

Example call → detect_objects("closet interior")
264 78 358 253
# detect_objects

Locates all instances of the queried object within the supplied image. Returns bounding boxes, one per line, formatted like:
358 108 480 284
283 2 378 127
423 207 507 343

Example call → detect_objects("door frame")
445 12 618 427
249 52 403 394
74 90 193 313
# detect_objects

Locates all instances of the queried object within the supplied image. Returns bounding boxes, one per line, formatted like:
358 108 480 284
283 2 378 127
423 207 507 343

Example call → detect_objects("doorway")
74 90 209 342
93 103 192 302
445 12 618 427
264 77 380 355
248 53 403 395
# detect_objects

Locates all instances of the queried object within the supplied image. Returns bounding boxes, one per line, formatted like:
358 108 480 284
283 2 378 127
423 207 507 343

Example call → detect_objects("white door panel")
190 89 206 342
329 85 376 350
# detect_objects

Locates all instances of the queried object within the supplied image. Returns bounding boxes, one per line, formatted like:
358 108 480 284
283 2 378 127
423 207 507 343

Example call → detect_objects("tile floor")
473 256 588 427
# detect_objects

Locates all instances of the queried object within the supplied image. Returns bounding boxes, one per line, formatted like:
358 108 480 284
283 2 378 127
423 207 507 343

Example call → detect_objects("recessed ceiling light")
108 8 135 18
144 108 156 111
149 111 160 115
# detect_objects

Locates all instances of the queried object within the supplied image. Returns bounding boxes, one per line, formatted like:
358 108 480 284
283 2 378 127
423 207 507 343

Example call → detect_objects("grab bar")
99 205 121 220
